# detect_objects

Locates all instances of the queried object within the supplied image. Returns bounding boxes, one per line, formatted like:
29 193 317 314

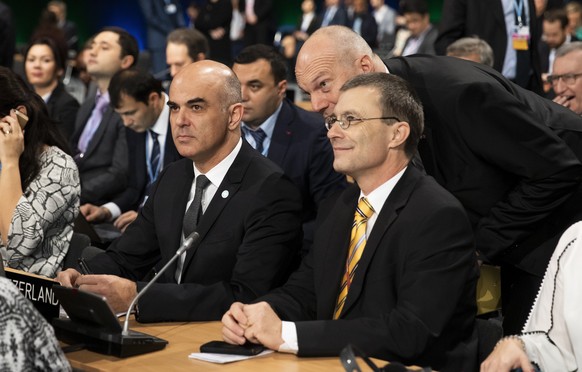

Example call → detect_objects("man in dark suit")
232 44 347 255
57 60 303 322
294 26 582 335
70 27 138 205
222 73 479 371
239 0 275 46
318 0 348 28
80 69 181 232
400 0 437 56
435 0 542 94
138 0 185 75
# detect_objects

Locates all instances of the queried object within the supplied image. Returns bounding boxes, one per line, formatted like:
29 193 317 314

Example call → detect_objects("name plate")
5 267 59 321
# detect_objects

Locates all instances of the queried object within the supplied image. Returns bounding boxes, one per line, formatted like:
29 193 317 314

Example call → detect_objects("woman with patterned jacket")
0 66 80 278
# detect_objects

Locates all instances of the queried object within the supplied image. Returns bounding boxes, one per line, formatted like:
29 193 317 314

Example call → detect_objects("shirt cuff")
278 321 299 354
102 202 121 221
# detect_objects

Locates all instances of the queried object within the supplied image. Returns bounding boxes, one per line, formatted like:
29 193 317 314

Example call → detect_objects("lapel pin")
221 190 229 199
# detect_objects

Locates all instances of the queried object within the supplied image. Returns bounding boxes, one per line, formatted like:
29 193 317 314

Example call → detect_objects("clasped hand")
221 301 284 350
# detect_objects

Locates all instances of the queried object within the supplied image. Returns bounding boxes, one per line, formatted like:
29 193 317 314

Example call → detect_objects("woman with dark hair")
0 66 79 278
25 37 79 139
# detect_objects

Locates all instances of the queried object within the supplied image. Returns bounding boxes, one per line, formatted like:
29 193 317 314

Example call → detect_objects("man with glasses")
222 73 479 371
292 26 582 336
550 41 582 115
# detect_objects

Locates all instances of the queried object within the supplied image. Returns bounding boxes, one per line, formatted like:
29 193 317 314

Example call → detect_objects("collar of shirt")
147 92 170 165
241 101 282 156
41 91 53 103
359 166 407 236
189 137 244 213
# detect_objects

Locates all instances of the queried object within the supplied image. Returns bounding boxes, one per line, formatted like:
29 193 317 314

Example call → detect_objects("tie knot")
95 94 109 112
195 175 210 192
249 128 266 144
356 197 374 220
149 130 158 141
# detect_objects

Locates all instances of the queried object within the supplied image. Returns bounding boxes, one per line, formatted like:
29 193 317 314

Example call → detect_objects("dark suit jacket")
318 5 349 27
385 55 582 277
435 0 542 92
88 141 303 322
138 0 184 49
538 36 578 73
112 121 181 213
350 13 379 49
71 91 128 205
196 0 232 65
267 100 347 253
261 166 478 371
403 25 438 55
240 0 274 45
46 82 79 140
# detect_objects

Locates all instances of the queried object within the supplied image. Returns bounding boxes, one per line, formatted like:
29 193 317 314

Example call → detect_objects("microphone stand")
122 231 200 336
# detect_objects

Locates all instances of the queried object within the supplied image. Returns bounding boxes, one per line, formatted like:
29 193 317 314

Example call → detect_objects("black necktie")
248 128 267 154
182 175 210 237
149 130 161 183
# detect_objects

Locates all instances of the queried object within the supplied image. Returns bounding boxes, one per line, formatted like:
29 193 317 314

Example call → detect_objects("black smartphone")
200 340 265 356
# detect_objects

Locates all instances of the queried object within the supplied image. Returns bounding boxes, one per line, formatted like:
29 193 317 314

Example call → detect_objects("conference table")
65 320 392 371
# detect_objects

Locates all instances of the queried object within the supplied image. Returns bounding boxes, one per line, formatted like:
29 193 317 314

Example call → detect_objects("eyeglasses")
546 73 582 87
325 115 401 131
340 344 422 372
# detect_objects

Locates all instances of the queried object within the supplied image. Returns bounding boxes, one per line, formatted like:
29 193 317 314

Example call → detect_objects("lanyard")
513 0 526 27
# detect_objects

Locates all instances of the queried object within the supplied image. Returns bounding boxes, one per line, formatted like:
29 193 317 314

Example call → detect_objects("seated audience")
446 36 495 66
0 276 71 371
70 27 136 205
481 221 582 372
222 73 479 371
166 28 209 79
549 41 582 115
81 69 181 232
0 66 80 278
233 44 346 255
25 37 80 139
57 61 303 322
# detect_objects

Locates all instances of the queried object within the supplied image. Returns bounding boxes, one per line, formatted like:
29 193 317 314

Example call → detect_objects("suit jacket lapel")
83 107 114 158
181 142 253 271
319 185 360 318
267 100 293 165
339 166 422 318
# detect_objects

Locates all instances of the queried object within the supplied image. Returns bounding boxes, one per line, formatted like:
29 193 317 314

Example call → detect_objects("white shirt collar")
193 137 243 189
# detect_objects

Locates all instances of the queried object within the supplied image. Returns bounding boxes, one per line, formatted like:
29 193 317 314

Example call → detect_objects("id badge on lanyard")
512 0 530 51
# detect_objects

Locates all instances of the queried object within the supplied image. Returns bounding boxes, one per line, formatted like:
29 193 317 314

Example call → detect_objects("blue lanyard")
513 0 526 26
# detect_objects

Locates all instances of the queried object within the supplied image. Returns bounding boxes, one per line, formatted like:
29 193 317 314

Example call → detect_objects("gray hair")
556 41 582 58
446 37 495 67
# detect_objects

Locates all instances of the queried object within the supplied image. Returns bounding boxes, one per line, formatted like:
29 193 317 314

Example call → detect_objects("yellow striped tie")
333 197 375 319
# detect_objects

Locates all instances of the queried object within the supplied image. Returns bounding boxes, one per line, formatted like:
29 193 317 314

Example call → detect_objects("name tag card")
4 267 59 321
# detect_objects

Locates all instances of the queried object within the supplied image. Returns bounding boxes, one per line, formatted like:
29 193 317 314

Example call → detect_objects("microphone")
122 231 200 335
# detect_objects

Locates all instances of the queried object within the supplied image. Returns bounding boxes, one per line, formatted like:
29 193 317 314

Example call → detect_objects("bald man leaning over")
294 26 582 335
57 61 303 322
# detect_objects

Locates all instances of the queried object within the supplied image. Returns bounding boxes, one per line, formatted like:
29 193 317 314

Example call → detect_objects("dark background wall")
4 0 443 52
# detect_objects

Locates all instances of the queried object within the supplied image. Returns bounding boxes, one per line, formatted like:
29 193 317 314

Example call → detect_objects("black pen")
77 257 93 275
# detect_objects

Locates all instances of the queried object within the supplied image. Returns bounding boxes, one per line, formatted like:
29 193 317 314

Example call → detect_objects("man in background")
166 28 208 79
71 27 138 205
232 44 346 255
80 69 181 232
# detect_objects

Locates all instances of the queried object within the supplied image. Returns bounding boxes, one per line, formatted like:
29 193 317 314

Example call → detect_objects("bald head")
168 60 243 171
295 26 383 117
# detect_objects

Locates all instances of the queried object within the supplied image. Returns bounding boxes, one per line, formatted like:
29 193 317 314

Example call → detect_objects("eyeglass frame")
325 115 402 131
546 72 582 87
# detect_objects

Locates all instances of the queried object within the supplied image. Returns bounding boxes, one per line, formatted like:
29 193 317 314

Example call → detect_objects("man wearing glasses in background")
222 73 479 371
550 41 582 115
